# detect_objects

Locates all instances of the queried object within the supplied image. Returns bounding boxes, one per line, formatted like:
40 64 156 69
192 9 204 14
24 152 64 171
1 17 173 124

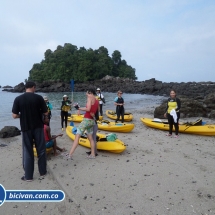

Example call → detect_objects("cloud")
0 0 215 86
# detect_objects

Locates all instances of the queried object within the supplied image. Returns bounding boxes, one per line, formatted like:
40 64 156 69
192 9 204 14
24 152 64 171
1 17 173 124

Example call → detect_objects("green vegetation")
28 43 137 82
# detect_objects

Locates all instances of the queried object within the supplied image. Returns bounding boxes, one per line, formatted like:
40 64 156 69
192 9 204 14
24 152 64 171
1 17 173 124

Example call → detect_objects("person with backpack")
114 90 125 123
96 88 105 116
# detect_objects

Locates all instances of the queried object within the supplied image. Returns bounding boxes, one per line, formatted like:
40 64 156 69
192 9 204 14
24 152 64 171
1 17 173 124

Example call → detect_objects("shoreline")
1 109 215 214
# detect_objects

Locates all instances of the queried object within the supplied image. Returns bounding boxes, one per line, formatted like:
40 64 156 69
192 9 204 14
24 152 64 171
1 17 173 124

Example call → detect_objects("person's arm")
78 97 92 112
12 97 20 119
175 98 181 111
12 113 20 119
114 97 118 106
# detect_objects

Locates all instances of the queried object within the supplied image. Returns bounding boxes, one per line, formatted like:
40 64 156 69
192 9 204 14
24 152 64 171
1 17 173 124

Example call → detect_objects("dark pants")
61 111 68 128
167 112 180 135
22 128 47 180
99 104 103 116
116 106 124 123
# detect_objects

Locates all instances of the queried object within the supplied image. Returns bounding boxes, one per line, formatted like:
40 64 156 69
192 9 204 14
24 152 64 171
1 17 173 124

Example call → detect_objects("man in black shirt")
12 82 48 181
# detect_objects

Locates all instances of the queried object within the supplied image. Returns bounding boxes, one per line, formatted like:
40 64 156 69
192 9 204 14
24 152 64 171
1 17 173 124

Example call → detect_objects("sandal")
87 155 96 159
21 176 33 182
62 153 73 160
166 134 172 136
174 135 179 138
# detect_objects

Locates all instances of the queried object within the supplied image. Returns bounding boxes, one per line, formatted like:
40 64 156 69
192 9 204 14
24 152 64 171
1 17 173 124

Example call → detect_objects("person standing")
86 91 100 156
61 95 72 131
114 90 125 123
164 90 181 137
43 96 52 126
12 81 48 182
68 88 99 159
96 88 105 116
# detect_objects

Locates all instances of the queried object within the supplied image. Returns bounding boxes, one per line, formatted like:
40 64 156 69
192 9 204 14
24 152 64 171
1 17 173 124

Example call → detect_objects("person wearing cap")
61 95 72 131
43 96 53 126
114 90 125 123
96 88 105 116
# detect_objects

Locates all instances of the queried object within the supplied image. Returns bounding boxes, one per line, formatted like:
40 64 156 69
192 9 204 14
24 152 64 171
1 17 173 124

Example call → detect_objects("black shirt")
12 92 47 131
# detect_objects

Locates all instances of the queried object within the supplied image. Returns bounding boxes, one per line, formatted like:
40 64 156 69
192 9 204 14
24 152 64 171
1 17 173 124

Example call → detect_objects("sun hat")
63 95 68 98
97 88 100 91
43 96 48 100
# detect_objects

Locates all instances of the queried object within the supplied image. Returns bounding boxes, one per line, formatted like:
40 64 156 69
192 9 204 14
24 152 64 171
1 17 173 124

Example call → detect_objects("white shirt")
97 93 104 104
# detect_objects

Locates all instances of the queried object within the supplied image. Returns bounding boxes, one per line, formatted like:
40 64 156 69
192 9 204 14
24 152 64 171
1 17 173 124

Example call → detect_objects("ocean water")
0 89 165 130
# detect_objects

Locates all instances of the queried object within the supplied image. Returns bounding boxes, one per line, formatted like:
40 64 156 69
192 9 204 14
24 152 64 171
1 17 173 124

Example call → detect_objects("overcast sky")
1 0 215 86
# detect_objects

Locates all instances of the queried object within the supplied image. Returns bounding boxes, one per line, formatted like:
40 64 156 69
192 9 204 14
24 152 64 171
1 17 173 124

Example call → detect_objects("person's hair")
170 89 176 94
117 90 123 94
87 88 96 95
25 81 36 89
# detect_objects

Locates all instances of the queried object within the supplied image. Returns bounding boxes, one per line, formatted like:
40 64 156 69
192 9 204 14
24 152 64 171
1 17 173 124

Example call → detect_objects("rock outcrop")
3 76 215 99
0 126 21 138
3 76 215 118
2 85 13 88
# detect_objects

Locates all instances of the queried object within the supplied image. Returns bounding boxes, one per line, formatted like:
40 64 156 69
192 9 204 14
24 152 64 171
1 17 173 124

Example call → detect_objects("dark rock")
0 126 21 138
209 110 215 119
154 95 215 118
154 103 167 119
2 85 13 88
6 76 215 105
13 82 25 92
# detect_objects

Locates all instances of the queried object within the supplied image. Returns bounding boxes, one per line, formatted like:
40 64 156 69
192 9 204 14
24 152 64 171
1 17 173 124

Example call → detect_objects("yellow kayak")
66 126 126 153
68 114 103 122
97 120 134 132
140 118 215 136
33 146 52 157
105 110 133 122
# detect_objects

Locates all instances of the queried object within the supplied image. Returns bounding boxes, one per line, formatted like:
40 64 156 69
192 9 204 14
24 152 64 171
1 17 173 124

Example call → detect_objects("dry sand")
0 110 215 215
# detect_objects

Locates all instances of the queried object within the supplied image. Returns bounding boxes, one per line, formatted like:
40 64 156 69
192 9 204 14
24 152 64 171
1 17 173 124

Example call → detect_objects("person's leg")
167 113 173 135
69 134 81 156
93 123 98 154
116 106 120 122
100 104 103 116
61 111 64 129
121 107 124 123
34 128 47 176
87 134 95 157
174 112 180 135
65 111 68 128
52 139 57 155
22 131 34 180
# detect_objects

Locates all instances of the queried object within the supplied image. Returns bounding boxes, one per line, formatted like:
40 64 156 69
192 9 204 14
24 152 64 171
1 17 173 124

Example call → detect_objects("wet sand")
0 110 215 215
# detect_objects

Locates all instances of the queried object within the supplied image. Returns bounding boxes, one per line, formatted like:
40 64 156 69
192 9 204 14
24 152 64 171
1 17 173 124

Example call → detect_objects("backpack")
106 133 117 142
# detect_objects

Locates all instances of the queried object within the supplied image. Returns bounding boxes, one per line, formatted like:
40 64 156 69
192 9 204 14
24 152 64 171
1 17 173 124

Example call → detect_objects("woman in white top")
96 88 105 116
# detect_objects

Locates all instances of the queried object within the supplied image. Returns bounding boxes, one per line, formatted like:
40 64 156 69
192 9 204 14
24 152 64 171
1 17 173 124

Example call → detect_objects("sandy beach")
0 109 215 215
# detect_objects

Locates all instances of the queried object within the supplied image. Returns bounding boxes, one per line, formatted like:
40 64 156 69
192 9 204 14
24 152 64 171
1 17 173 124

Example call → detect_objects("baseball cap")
97 88 100 91
43 96 48 100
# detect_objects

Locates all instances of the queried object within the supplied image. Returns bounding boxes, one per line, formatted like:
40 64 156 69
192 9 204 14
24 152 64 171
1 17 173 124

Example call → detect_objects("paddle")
70 79 74 102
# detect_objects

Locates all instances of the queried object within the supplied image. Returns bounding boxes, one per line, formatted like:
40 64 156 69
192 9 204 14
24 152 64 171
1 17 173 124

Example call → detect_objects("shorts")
77 118 94 135
46 140 54 148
